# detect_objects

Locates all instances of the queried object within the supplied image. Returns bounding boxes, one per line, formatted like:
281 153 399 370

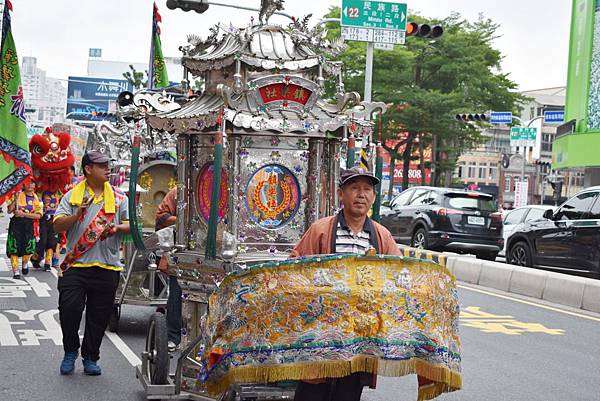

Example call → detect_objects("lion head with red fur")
29 128 75 193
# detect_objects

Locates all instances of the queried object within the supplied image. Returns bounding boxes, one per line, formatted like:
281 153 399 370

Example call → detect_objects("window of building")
478 166 487 179
504 176 511 192
467 162 476 178
512 176 527 192
489 167 497 180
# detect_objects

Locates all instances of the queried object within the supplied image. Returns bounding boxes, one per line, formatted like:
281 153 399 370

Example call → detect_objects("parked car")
500 205 557 256
506 186 600 278
380 186 504 260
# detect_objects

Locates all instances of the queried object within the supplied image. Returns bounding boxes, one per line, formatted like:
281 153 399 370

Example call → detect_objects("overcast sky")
9 0 572 91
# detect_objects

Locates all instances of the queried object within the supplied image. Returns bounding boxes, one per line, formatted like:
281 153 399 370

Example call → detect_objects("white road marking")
2 256 142 366
105 331 142 366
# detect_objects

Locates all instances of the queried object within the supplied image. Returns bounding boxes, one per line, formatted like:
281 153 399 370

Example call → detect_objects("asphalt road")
1 212 599 401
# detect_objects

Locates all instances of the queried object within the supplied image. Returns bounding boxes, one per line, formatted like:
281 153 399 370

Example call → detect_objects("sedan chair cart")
127 6 462 401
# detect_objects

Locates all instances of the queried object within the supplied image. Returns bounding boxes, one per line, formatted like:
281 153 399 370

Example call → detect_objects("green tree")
123 65 148 90
323 8 526 192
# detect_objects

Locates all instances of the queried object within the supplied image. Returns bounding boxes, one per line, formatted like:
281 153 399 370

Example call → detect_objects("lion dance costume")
28 127 75 271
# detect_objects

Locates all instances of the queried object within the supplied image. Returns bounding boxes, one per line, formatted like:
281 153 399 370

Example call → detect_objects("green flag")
149 3 169 89
0 0 32 204
152 30 169 88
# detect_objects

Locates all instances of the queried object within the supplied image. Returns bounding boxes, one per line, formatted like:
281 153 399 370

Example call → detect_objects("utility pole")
364 42 374 104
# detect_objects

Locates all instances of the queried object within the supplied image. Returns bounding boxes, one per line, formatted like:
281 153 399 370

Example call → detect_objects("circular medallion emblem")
245 164 301 229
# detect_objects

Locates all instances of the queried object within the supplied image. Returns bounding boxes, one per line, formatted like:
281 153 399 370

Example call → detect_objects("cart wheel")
145 312 169 385
218 388 237 401
107 306 120 333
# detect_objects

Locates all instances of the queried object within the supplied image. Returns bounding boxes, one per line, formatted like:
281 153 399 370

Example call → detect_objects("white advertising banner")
514 181 529 208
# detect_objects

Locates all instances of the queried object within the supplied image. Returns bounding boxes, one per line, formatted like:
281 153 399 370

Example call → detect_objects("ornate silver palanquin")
130 11 387 398
136 20 384 274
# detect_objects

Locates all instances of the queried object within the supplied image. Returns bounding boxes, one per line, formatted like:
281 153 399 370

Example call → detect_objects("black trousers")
7 217 35 257
167 275 182 344
36 216 58 259
58 267 119 361
294 373 364 401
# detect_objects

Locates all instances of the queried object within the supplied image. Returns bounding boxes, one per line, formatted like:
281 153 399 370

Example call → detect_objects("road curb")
542 274 586 309
452 257 482 284
477 261 514 292
508 268 547 299
582 280 600 313
398 245 600 314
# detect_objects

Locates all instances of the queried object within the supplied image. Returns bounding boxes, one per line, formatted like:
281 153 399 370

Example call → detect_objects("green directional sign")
341 0 407 31
510 127 537 142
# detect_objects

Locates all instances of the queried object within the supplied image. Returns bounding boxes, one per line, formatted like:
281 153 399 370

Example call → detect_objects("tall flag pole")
0 0 32 204
148 2 169 89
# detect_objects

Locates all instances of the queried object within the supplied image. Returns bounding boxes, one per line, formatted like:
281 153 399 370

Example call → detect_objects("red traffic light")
406 22 419 36
406 22 443 39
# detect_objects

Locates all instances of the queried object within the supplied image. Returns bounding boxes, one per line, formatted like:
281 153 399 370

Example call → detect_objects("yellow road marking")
460 306 564 335
458 284 600 323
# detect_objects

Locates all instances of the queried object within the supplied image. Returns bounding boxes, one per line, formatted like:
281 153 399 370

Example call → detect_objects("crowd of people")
3 145 401 401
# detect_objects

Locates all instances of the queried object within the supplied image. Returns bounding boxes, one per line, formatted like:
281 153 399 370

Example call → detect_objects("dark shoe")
12 272 21 280
60 351 78 375
82 359 102 375
43 264 51 272
60 247 66 255
22 265 29 276
32 259 41 269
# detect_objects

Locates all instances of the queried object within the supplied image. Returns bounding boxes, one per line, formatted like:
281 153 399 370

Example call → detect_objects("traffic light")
166 0 209 13
406 22 443 39
535 160 552 173
455 113 488 123
91 111 114 119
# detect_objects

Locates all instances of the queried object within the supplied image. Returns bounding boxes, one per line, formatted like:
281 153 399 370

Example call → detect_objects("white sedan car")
500 205 557 256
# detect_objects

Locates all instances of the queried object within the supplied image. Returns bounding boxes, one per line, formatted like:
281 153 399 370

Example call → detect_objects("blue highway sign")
490 111 513 124
543 110 565 123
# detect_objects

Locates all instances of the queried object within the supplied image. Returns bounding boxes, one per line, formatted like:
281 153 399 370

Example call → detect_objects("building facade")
22 57 67 129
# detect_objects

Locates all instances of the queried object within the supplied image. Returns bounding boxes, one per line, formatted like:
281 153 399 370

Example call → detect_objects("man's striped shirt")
335 212 372 254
